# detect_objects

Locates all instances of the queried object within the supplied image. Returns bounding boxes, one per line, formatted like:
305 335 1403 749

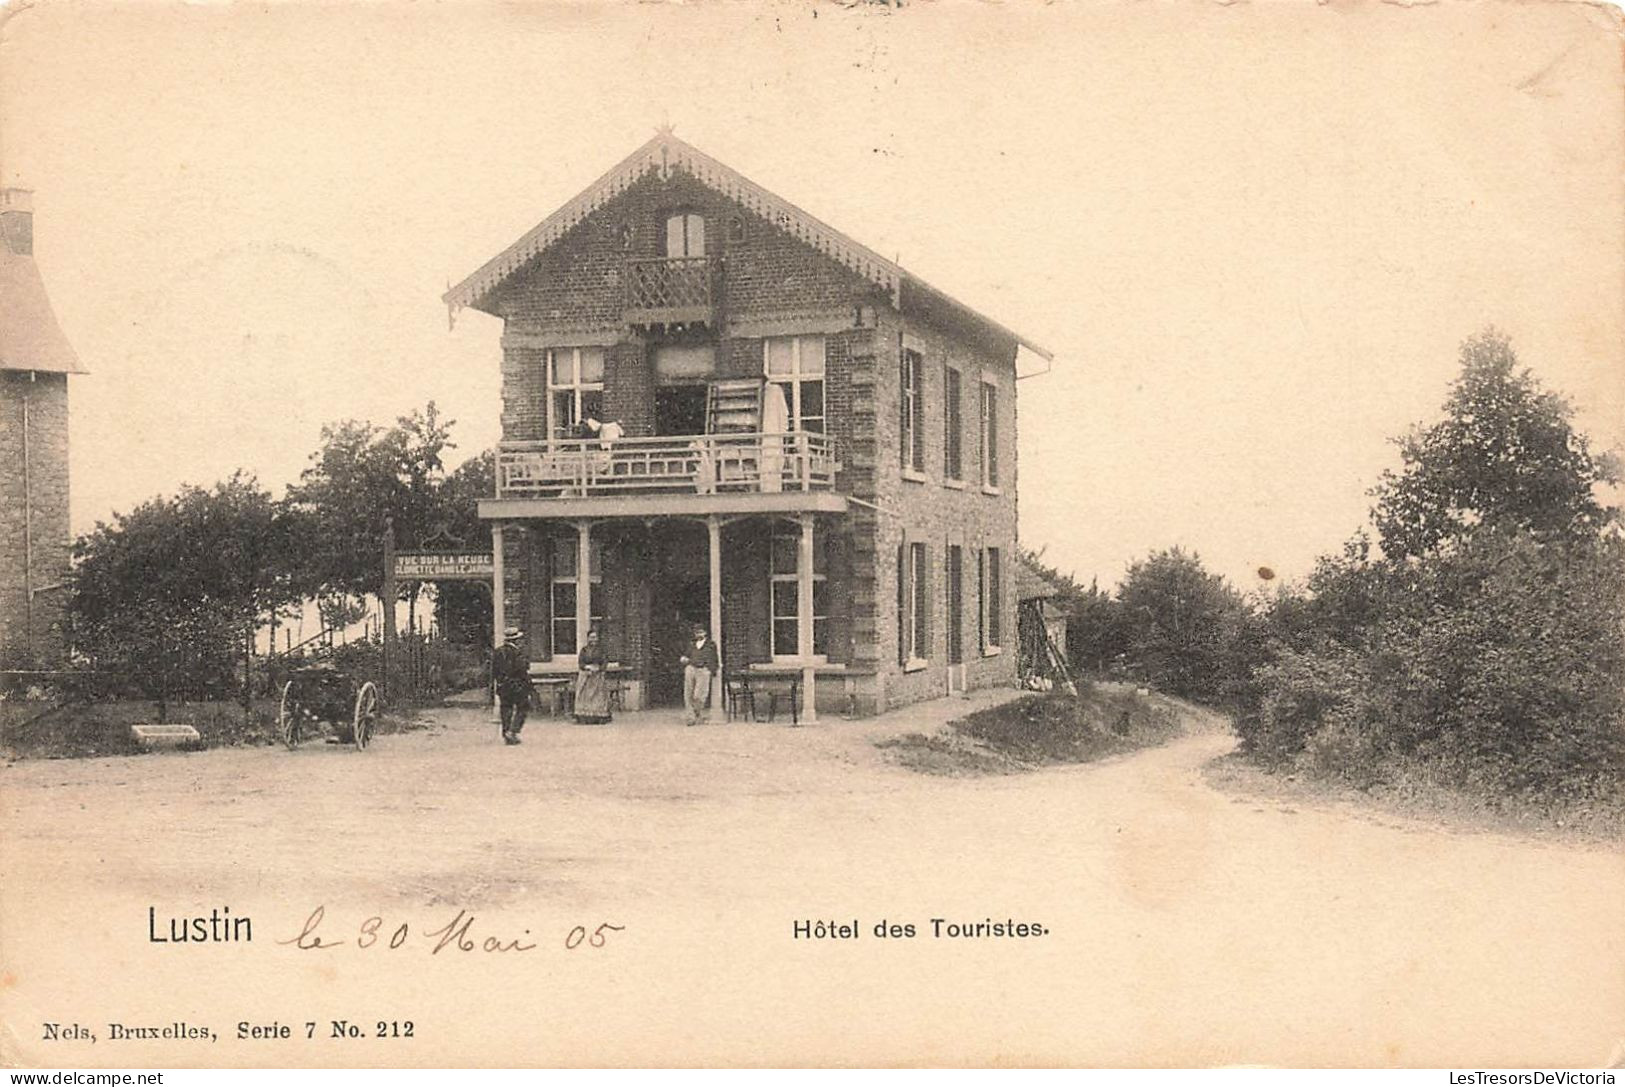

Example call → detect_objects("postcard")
2 0 1621 1070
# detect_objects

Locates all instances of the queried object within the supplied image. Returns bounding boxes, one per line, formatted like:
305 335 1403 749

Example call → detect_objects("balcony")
623 256 715 328
483 432 846 520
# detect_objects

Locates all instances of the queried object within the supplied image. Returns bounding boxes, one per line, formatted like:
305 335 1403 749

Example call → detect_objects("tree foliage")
1237 329 1625 805
68 473 298 700
283 403 458 603
1115 547 1256 703
1370 329 1618 560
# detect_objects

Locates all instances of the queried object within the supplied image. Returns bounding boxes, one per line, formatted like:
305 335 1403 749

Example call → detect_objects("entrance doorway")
648 575 710 706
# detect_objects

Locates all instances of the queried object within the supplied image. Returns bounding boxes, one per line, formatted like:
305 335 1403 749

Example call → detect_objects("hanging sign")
393 551 495 580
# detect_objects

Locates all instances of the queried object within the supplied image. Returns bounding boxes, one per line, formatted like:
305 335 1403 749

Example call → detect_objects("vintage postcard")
1 0 1622 1070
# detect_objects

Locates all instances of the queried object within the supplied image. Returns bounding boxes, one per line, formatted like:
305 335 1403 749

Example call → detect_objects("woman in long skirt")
573 627 613 724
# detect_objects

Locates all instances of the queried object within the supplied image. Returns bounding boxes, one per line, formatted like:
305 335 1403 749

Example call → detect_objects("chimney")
2 188 34 255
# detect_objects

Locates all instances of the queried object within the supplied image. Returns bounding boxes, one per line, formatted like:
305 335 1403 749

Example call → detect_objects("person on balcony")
679 622 720 726
573 626 613 725
491 626 531 745
689 437 717 495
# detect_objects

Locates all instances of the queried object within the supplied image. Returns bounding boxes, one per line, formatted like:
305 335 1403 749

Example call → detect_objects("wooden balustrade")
496 432 837 499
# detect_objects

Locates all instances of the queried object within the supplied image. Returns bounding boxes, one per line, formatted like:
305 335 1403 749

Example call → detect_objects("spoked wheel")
352 681 379 750
278 681 302 750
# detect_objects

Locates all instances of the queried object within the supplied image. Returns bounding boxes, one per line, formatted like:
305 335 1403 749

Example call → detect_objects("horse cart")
277 664 380 751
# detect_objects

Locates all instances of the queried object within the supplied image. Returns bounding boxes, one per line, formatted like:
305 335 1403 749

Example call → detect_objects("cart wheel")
352 681 379 750
278 681 301 749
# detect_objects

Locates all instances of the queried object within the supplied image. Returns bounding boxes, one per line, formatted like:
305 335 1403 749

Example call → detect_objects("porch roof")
479 491 850 521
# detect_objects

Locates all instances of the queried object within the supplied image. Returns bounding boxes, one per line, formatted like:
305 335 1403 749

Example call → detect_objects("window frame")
979 378 1000 491
763 336 827 435
546 346 606 444
664 212 706 258
768 523 828 663
901 348 926 477
903 540 930 667
549 535 604 661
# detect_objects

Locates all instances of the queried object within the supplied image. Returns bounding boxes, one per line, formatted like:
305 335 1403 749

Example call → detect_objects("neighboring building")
1017 560 1070 686
0 187 85 665
445 132 1049 717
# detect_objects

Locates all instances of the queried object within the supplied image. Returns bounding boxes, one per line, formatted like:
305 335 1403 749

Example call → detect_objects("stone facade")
0 370 71 664
460 140 1031 714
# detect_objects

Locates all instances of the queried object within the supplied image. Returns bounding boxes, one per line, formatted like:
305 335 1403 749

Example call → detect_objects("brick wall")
0 372 71 663
869 308 1022 711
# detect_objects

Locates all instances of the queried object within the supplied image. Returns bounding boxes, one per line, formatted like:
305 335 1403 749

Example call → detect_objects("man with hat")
679 622 720 727
492 626 532 745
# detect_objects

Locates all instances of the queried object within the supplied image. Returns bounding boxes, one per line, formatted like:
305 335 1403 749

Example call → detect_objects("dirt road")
2 694 1621 1067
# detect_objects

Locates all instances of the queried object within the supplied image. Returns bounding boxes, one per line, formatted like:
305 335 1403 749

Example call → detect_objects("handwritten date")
279 905 624 955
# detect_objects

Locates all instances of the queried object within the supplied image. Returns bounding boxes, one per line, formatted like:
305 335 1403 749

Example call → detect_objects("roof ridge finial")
656 118 675 139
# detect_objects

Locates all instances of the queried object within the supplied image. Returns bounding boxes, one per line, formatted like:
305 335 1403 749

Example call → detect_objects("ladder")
706 378 764 434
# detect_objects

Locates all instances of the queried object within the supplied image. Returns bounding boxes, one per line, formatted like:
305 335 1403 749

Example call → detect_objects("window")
547 347 605 442
664 212 705 258
764 336 826 434
901 348 924 474
727 216 745 244
979 380 1000 489
946 544 964 665
907 542 930 662
944 366 963 481
980 546 1003 652
550 535 603 657
769 525 827 660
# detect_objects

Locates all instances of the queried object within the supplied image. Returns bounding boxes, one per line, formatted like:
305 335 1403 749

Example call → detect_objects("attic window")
727 216 745 244
664 213 705 258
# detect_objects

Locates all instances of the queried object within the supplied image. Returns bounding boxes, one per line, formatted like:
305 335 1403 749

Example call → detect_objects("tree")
1371 329 1618 560
285 403 458 629
1236 331 1625 802
1115 547 1251 702
67 474 298 713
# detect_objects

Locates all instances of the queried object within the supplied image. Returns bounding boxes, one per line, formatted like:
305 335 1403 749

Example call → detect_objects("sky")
2 0 1621 592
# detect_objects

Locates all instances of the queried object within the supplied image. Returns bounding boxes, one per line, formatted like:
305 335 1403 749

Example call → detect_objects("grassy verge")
1 697 425 760
1203 751 1625 845
877 684 1187 776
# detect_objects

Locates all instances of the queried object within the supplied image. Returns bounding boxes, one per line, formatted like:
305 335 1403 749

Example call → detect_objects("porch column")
491 521 505 723
575 520 592 649
797 512 817 722
708 515 725 722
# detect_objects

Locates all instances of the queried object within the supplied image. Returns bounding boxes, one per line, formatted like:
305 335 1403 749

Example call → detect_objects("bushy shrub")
1242 529 1625 802
1234 334 1625 810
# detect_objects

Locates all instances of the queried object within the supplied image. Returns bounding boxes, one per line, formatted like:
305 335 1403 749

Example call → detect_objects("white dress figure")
760 382 789 493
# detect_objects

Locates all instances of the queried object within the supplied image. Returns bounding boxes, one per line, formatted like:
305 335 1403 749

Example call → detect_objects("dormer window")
664 212 705 258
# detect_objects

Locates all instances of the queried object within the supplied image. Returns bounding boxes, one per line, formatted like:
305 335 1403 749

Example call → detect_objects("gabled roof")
0 244 84 375
443 131 1052 361
1017 560 1062 602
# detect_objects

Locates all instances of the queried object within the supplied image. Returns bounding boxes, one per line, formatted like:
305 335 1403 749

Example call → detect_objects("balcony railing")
496 432 838 499
624 256 714 326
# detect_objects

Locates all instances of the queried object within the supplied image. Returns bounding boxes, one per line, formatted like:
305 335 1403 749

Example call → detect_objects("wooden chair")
757 675 801 726
605 673 628 713
723 673 758 722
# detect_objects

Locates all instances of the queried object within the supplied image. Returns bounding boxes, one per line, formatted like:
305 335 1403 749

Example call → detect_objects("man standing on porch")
679 623 719 726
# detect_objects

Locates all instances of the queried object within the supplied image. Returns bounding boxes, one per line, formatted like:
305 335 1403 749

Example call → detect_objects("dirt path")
2 695 1621 1067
